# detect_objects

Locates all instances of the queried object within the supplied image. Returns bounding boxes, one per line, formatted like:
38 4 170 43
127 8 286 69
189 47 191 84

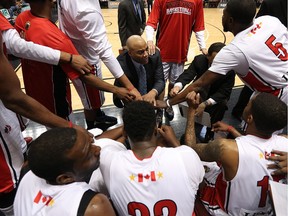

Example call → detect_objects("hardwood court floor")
16 8 243 111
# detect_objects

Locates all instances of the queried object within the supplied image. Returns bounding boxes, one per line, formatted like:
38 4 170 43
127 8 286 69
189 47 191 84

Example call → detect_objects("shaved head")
126 35 146 51
126 35 149 64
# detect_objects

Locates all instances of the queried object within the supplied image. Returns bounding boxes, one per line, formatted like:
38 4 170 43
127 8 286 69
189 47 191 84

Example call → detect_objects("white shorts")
72 63 105 110
162 62 184 84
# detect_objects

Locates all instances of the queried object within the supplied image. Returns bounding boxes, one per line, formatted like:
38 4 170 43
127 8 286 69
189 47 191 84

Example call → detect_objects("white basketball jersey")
201 134 288 216
99 140 204 216
231 16 288 101
14 171 91 216
0 100 26 192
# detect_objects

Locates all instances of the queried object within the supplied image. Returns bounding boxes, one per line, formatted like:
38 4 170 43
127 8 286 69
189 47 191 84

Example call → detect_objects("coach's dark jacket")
114 49 164 108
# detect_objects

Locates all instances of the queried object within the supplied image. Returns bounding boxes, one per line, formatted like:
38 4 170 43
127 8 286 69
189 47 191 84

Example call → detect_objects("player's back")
232 16 288 91
14 171 91 216
108 145 204 216
228 134 288 215
200 134 288 216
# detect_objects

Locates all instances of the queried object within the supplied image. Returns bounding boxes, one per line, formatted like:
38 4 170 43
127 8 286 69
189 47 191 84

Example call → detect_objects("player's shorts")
72 63 105 110
162 62 184 84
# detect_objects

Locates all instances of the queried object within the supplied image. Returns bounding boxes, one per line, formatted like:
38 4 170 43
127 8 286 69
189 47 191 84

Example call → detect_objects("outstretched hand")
129 88 142 101
267 150 288 175
157 125 180 147
142 91 156 105
186 91 201 109
169 86 181 97
116 87 135 102
212 121 230 133
71 55 92 75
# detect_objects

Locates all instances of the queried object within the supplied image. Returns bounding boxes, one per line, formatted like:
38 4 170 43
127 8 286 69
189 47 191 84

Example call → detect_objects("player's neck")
30 4 52 19
131 141 157 160
246 127 272 139
233 22 253 36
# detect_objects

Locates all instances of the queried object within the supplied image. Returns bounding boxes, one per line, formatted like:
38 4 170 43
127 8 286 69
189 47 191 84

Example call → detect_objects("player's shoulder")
85 193 115 216
209 138 237 155
17 10 29 18
173 145 199 155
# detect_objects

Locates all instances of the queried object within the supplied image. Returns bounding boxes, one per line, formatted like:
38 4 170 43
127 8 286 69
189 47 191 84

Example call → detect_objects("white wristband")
166 99 171 107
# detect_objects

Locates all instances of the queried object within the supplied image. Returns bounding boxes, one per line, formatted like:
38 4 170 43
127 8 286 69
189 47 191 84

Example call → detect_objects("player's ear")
128 50 133 57
56 172 76 185
246 114 253 124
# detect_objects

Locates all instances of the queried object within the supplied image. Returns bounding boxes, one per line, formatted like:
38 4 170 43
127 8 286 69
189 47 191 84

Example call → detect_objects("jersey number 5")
265 34 288 61
128 199 177 216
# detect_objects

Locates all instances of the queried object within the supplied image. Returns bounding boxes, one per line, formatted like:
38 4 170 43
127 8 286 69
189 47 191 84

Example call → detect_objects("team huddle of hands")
1 31 285 176
70 41 287 176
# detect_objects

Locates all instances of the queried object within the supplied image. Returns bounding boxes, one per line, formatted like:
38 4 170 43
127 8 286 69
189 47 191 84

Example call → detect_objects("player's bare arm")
84 193 116 216
80 74 134 101
212 121 242 138
185 91 201 147
156 71 222 108
116 74 141 100
59 52 92 74
171 71 222 105
184 91 239 180
0 32 72 128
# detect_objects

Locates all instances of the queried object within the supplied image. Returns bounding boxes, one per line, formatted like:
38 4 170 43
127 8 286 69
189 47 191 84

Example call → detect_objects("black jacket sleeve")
149 50 165 94
175 55 208 87
208 70 235 103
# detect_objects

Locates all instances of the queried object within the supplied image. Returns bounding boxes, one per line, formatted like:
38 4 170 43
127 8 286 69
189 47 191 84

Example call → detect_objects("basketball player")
185 91 288 215
15 0 134 123
0 0 92 74
96 101 204 215
57 0 142 130
0 31 87 216
14 127 116 216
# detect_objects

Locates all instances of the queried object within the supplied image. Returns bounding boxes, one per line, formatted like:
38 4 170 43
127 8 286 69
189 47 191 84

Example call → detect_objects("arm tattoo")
184 104 223 162
196 139 222 162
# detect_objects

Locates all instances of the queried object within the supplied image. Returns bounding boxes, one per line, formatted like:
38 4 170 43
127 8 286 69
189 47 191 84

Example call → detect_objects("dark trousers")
147 0 153 14
232 86 253 117
195 101 228 142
